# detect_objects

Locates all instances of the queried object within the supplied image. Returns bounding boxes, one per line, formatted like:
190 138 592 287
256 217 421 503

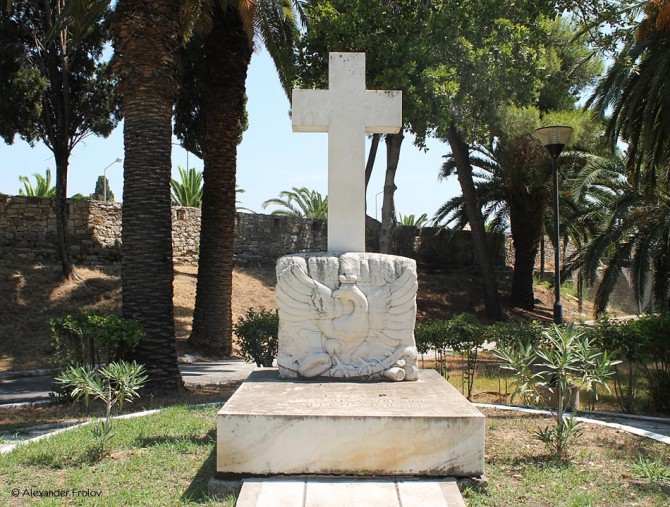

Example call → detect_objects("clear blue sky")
0 49 460 221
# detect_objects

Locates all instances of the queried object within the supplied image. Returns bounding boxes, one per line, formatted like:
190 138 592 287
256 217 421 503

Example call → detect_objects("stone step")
235 478 466 507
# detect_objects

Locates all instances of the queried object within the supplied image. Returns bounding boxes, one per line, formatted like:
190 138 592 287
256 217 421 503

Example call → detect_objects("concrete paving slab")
235 478 465 507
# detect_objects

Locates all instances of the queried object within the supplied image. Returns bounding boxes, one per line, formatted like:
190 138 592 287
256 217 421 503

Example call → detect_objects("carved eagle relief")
276 263 418 381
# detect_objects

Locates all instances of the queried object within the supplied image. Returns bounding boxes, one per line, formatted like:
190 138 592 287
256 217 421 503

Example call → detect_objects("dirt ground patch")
0 261 597 372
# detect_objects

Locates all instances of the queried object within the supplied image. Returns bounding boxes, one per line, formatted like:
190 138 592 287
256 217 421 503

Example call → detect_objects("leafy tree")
262 187 328 219
18 168 56 197
0 1 121 279
112 0 184 391
174 0 304 356
171 166 203 207
434 16 604 311
90 175 114 202
297 1 568 319
296 0 447 255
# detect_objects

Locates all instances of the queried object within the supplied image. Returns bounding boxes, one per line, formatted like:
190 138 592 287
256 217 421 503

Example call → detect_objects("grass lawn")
0 405 234 506
467 408 670 506
1 403 669 506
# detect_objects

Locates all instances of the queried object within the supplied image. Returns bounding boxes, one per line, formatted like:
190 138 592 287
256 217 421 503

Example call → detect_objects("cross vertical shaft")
292 53 402 252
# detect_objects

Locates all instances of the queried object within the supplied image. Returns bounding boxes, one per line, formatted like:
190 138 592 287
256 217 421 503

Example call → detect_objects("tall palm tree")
177 0 304 355
112 0 184 391
587 1 670 193
262 186 328 219
565 151 670 315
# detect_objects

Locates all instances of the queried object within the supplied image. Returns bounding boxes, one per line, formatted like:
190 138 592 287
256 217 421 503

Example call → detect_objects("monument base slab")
216 369 485 477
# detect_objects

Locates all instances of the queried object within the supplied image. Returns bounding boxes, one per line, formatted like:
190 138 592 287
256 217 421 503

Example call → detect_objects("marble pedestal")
216 369 485 477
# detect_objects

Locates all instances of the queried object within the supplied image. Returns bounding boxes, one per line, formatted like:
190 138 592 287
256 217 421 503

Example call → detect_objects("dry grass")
468 407 670 506
0 262 277 371
1 261 598 373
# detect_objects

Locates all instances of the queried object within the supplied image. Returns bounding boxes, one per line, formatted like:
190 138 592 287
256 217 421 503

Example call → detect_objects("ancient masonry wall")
0 196 511 269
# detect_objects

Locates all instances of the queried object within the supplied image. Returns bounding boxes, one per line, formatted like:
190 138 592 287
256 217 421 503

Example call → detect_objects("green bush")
585 315 670 414
584 317 644 413
233 308 278 367
50 313 147 370
415 313 484 399
631 316 670 414
484 320 545 351
56 361 146 459
415 319 455 378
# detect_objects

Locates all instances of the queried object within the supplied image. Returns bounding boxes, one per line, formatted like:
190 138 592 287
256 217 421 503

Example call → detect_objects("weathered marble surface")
292 53 402 252
216 369 485 477
276 252 419 381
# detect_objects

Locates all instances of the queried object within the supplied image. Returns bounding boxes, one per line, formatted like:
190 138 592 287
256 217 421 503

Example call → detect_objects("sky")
0 49 461 221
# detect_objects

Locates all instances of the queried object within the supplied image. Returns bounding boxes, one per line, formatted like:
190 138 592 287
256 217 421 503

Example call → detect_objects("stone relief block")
276 252 419 381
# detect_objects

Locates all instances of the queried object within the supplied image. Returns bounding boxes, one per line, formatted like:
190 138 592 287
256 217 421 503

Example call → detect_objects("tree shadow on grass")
180 443 224 504
135 429 216 449
631 481 670 497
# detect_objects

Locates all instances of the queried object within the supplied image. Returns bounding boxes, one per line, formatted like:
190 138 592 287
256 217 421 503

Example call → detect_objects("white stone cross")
292 52 402 252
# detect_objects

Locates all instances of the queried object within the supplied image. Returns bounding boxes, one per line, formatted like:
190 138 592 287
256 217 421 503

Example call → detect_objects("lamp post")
102 158 122 202
533 126 573 325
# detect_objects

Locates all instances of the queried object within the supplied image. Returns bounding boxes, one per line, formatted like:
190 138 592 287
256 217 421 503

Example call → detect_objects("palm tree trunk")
509 190 545 310
188 4 252 356
445 124 501 320
379 132 404 254
113 0 183 392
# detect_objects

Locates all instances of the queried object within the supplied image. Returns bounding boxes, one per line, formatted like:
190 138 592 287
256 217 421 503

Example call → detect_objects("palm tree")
178 0 304 355
171 166 203 207
262 187 328 219
586 2 670 193
565 151 670 315
112 0 184 392
434 108 604 311
397 213 428 227
18 169 56 197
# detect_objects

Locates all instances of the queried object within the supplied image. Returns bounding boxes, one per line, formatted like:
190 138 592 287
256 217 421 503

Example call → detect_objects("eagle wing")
276 264 337 323
367 268 417 349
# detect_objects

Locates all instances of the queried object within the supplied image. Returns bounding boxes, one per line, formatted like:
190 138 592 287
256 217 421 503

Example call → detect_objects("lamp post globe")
533 126 573 324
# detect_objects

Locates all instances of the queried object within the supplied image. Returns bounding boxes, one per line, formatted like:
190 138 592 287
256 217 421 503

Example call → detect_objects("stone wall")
0 196 329 267
0 197 123 264
0 196 504 268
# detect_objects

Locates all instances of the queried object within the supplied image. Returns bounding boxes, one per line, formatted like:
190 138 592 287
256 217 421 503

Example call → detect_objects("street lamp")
533 126 573 325
102 157 122 202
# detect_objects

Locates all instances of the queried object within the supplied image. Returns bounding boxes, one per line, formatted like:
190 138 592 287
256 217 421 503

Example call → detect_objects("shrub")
233 308 278 367
415 313 484 398
448 313 484 400
631 315 670 414
50 313 147 370
584 317 644 413
495 324 618 461
484 320 544 351
586 315 670 414
56 361 146 459
415 319 452 377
